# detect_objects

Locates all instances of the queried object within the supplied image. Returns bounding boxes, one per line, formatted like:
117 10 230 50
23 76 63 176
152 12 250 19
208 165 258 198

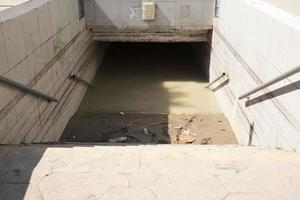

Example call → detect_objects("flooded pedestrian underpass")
61 43 237 144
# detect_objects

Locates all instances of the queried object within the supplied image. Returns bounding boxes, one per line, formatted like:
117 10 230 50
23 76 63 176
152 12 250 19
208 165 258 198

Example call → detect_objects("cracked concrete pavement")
1 145 300 200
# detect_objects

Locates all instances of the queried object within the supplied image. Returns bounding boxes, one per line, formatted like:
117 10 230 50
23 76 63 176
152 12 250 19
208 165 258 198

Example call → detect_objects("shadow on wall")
245 80 300 107
244 81 300 146
94 1 118 27
144 4 172 26
248 122 255 145
190 42 212 79
212 78 229 92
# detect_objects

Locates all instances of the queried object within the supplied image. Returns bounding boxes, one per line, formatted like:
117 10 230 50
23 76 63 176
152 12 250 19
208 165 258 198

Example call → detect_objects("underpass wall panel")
211 0 300 151
0 0 108 144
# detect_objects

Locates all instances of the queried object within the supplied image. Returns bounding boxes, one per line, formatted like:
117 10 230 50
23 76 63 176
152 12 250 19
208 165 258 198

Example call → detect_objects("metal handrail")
0 75 58 102
70 74 94 87
239 65 300 99
206 72 226 88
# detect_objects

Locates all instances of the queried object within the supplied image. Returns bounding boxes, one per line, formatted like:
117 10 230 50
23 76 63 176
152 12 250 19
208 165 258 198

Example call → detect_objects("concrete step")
0 144 300 200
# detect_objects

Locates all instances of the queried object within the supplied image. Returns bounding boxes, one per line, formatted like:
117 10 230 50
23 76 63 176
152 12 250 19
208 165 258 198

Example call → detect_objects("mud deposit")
61 113 237 144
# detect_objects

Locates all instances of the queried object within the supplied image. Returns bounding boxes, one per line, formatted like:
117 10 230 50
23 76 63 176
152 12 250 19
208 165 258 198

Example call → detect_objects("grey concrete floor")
1 145 300 200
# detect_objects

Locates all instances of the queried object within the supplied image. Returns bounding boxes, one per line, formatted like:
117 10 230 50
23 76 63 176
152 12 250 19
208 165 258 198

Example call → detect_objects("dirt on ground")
60 113 237 145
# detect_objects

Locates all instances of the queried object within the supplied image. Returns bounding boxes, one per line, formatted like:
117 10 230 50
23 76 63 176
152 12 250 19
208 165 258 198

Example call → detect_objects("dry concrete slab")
1 144 300 200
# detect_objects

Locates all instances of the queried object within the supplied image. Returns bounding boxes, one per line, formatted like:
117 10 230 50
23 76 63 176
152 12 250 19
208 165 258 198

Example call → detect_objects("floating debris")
143 128 149 135
108 137 128 143
174 125 183 129
119 112 125 115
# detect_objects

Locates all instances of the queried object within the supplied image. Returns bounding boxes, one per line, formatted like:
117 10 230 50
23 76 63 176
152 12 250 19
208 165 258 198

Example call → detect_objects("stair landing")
1 145 300 200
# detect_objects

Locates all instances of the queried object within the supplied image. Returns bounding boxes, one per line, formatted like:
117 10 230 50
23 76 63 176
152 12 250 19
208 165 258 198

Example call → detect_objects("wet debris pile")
175 116 196 144
61 113 237 145
174 116 211 144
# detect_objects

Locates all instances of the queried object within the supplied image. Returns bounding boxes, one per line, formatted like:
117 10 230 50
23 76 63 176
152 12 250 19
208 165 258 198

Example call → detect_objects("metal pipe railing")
239 65 300 99
0 75 58 102
70 74 94 87
206 72 226 88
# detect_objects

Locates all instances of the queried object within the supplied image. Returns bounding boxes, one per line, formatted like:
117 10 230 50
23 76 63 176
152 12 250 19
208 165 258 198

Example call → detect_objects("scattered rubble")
201 138 212 145
177 129 196 144
174 125 183 129
62 113 237 145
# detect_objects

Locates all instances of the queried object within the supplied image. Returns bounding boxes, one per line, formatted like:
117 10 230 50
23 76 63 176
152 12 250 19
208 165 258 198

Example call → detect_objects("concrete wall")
0 0 108 144
85 0 214 29
210 0 300 151
84 0 215 42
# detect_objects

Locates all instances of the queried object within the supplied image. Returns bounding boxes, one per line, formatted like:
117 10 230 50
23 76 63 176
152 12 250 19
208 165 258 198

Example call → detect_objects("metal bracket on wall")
206 72 227 89
0 75 58 102
70 74 94 87
215 0 220 18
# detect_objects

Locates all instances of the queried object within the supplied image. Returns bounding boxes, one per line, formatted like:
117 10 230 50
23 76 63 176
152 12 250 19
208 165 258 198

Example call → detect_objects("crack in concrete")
221 192 264 200
37 183 45 200
153 173 164 185
120 173 131 188
149 188 159 200
213 174 230 192
138 151 142 171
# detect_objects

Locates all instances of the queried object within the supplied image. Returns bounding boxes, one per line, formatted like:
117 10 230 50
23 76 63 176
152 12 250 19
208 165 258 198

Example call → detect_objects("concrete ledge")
0 0 50 23
0 144 299 200
91 28 211 42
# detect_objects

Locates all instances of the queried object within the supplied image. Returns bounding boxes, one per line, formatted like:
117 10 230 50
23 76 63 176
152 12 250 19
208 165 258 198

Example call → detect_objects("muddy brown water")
61 43 237 144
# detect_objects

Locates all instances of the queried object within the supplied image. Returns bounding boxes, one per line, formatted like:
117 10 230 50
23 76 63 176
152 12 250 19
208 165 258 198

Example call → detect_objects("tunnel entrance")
60 43 237 144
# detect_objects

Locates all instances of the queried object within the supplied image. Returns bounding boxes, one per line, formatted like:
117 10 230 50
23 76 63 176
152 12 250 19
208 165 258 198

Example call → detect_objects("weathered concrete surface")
1 145 300 200
91 28 210 42
84 0 214 42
